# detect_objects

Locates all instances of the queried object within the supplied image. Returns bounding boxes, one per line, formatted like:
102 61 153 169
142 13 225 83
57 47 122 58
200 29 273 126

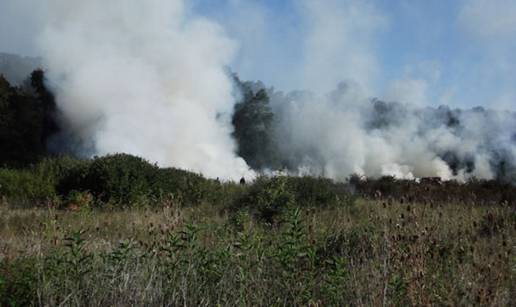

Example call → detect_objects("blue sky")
192 0 516 109
1 0 515 109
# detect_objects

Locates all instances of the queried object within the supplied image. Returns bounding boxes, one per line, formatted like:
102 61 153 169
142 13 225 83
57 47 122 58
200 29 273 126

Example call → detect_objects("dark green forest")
0 70 59 167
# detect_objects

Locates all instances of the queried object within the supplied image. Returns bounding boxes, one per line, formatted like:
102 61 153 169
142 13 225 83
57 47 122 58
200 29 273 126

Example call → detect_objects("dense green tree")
30 69 60 142
0 70 59 167
232 77 280 170
58 154 157 204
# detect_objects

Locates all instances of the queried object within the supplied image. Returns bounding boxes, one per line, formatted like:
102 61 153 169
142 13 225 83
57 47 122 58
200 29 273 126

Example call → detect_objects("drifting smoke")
4 0 512 182
261 83 516 182
227 0 516 183
37 0 252 180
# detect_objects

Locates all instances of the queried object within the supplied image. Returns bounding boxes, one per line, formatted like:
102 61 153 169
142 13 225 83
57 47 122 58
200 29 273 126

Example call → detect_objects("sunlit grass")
1 197 514 306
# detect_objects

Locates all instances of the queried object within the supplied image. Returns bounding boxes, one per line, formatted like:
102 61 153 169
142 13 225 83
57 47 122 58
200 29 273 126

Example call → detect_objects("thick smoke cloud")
227 0 516 183
2 0 515 183
37 0 253 180
234 80 516 183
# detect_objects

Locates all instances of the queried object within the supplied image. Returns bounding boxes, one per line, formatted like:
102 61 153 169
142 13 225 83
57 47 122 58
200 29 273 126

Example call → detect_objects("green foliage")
389 274 409 305
232 176 355 224
0 197 514 306
33 156 87 185
232 76 281 170
235 176 294 224
152 167 214 206
59 154 158 204
320 256 349 304
0 168 56 202
62 230 93 279
105 239 137 275
0 71 59 167
0 156 90 206
275 208 312 271
0 258 39 307
55 154 223 207
285 176 355 207
62 190 94 210
0 153 225 207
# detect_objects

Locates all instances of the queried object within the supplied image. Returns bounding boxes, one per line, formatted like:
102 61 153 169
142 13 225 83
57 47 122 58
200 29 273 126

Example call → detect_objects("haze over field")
0 0 515 182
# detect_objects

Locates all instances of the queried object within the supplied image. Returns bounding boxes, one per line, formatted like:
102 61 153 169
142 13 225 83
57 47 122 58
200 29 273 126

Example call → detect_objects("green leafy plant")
234 176 294 224
59 154 158 204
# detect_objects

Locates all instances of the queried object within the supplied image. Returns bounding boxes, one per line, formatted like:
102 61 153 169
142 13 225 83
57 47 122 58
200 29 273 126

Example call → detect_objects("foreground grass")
1 198 515 306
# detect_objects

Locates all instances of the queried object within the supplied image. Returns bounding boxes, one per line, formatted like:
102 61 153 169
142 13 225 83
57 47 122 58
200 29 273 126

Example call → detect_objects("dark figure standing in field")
240 177 246 185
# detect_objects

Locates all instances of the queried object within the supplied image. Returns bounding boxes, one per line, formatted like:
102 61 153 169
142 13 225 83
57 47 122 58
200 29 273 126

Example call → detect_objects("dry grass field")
1 195 514 306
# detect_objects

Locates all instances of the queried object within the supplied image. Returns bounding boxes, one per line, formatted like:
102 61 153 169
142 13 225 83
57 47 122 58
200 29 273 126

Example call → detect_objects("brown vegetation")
1 194 514 306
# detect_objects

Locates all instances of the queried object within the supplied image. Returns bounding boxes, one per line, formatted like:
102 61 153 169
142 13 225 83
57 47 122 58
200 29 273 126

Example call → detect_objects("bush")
152 168 214 206
234 176 294 224
232 176 356 224
56 154 221 206
285 176 355 207
0 156 88 205
0 153 229 207
61 190 94 211
33 156 88 186
352 175 516 206
2 154 359 210
58 154 158 204
0 168 56 202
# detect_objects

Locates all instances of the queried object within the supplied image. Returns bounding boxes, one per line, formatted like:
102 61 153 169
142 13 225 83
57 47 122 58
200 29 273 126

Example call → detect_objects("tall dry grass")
1 198 514 306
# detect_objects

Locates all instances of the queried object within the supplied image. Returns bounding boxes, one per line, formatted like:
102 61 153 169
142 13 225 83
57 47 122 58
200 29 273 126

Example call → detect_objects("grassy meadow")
0 155 515 306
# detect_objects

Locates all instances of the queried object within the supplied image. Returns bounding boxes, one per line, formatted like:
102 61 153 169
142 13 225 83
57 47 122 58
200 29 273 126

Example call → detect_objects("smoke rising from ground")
223 0 516 183
37 0 252 180
263 83 516 182
1 0 515 182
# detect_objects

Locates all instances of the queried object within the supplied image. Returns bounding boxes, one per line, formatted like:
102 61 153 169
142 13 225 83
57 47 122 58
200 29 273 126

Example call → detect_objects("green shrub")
209 181 247 207
0 258 39 306
232 176 355 223
61 190 94 210
55 154 226 207
0 156 91 205
0 168 56 202
0 153 357 210
152 168 214 206
285 176 355 207
32 156 89 186
235 176 294 224
58 154 158 204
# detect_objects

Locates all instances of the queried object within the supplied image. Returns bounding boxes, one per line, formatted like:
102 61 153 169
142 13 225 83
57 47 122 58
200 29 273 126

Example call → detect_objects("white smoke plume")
266 84 516 182
37 0 253 180
230 0 516 183
2 0 514 183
